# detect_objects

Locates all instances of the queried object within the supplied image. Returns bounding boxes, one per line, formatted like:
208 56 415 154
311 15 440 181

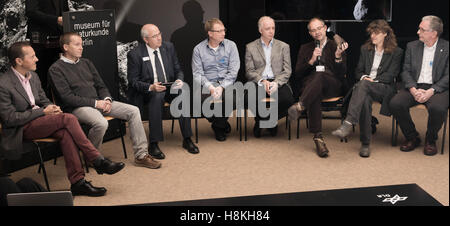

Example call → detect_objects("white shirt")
145 45 167 84
417 39 438 84
369 48 384 80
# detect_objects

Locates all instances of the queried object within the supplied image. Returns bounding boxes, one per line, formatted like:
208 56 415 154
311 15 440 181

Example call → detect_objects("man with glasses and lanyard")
288 17 349 158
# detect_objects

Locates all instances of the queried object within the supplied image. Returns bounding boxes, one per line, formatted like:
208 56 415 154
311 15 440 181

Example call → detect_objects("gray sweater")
48 58 111 112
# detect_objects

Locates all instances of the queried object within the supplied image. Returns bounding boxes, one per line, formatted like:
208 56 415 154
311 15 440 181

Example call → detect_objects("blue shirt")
192 38 240 89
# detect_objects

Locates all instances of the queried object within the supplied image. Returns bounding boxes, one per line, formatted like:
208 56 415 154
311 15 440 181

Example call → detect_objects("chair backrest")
7 191 73 206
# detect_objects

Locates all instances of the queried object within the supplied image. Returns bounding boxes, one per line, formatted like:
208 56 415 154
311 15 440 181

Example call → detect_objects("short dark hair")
7 41 31 67
59 32 81 52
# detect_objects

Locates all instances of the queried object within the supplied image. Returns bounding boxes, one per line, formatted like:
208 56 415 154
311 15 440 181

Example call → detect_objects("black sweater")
48 58 111 112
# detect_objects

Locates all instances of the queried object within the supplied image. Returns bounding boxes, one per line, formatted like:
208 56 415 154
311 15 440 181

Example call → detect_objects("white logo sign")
378 194 408 204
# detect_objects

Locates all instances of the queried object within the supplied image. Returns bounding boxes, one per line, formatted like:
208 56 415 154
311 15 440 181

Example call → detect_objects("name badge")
142 57 150 62
316 65 325 72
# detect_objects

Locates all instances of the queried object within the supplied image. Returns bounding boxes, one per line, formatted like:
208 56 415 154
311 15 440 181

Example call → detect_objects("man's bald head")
141 24 162 49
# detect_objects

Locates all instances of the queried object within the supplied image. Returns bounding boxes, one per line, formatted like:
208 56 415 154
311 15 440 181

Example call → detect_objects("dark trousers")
201 88 236 132
346 80 390 145
300 72 342 133
147 90 192 143
0 177 47 206
389 84 449 143
22 113 101 184
254 82 295 127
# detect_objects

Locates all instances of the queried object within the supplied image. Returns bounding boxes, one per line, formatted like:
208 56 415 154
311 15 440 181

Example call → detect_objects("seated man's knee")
93 117 109 132
428 103 448 116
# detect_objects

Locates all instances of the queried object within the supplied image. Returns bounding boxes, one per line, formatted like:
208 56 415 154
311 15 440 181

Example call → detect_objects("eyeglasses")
418 27 433 33
210 29 226 33
309 25 325 34
149 32 162 39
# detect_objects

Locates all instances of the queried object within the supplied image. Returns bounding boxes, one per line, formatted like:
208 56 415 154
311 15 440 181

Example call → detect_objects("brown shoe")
313 136 329 158
400 137 421 152
424 142 438 156
135 154 161 169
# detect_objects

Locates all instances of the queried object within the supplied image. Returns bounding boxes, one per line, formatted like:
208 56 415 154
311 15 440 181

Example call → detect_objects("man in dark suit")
0 41 124 197
288 18 348 158
390 15 449 156
25 0 72 96
127 24 199 159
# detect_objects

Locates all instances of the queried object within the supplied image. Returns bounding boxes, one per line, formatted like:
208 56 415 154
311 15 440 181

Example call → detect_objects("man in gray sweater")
49 32 161 169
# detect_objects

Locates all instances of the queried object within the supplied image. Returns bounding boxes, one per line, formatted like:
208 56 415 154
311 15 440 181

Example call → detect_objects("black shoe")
183 138 199 154
93 158 125 175
71 179 106 197
269 126 278 137
253 122 261 138
149 142 165 159
212 126 227 141
225 122 231 134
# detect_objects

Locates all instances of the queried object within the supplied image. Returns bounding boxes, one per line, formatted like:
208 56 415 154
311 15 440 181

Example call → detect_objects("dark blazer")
126 41 184 107
295 40 347 82
25 0 68 43
0 69 52 160
355 46 403 116
401 39 449 93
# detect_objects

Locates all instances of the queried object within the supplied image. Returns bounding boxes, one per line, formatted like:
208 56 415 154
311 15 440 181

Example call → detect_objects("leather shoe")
93 158 125 175
212 126 226 141
400 137 421 152
424 141 437 156
149 142 165 159
359 145 370 158
71 179 106 197
313 135 329 158
225 122 231 134
183 138 199 154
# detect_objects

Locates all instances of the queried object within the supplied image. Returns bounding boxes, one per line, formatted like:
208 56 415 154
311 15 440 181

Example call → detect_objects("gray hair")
141 27 149 39
422 15 443 36
258 16 274 30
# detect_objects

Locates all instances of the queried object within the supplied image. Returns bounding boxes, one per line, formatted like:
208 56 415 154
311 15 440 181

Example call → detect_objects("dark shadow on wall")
170 0 207 90
102 0 141 43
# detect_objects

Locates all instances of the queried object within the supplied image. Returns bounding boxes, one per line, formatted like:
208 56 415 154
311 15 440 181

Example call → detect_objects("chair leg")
239 114 242 141
171 119 175 134
297 118 300 139
195 118 198 144
394 119 399 146
391 117 396 146
119 121 127 159
34 142 50 191
236 114 239 131
441 113 448 155
244 109 247 141
288 119 291 140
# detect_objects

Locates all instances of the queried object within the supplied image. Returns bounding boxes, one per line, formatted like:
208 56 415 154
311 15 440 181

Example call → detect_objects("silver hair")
422 15 444 36
141 27 149 39
258 16 274 30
